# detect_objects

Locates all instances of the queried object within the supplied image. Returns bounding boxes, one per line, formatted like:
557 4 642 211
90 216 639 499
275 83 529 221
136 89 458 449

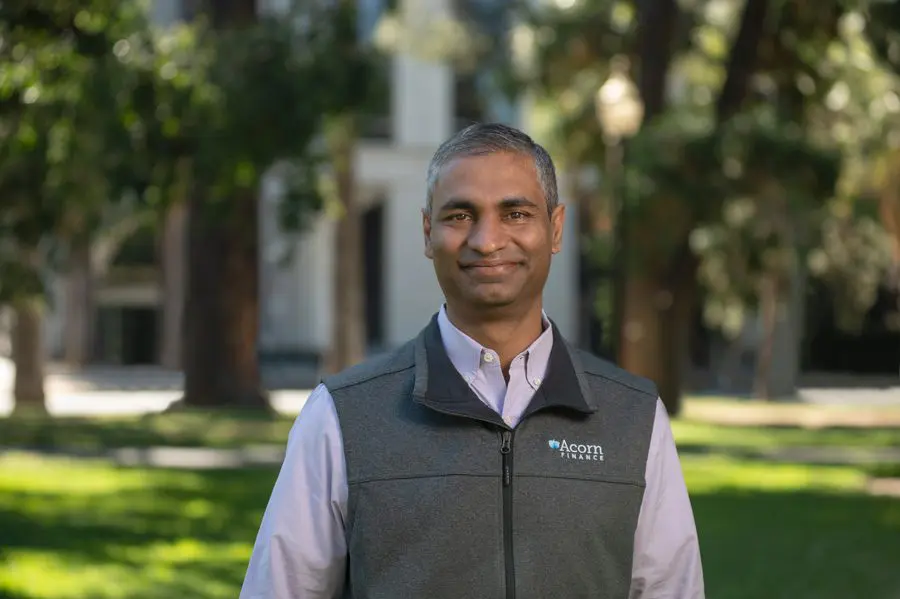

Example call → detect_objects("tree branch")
716 0 772 123
635 0 680 122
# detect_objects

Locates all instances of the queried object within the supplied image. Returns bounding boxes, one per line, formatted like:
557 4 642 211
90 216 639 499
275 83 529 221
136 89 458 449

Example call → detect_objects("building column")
391 0 454 147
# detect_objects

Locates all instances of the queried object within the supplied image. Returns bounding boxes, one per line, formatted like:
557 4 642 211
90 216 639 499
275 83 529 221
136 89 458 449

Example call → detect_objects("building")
41 0 580 368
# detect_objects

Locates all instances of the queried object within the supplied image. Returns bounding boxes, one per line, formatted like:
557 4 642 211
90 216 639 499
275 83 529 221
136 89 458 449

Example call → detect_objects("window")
451 0 517 128
358 0 395 139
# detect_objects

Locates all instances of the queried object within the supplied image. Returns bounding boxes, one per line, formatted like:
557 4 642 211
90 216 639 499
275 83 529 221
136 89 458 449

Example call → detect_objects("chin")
466 291 520 308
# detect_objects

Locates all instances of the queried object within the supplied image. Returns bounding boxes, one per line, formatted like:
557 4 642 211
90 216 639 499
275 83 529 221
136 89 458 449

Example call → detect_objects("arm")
240 384 349 599
630 399 705 599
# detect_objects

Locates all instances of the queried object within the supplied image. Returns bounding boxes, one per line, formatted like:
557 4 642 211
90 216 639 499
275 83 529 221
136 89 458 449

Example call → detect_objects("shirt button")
483 352 495 363
532 377 542 386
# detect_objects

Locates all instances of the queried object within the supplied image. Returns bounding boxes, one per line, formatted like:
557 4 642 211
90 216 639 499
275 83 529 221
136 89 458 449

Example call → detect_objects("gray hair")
425 123 560 217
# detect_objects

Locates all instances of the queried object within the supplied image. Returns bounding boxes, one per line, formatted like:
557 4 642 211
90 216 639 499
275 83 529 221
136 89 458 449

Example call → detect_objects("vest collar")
412 313 596 428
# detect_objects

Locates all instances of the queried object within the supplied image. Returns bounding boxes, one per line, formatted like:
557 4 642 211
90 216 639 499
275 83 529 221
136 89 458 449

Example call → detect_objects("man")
240 123 704 598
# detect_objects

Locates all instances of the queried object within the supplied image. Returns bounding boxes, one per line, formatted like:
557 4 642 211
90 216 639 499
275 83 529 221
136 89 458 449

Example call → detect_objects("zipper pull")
500 430 512 487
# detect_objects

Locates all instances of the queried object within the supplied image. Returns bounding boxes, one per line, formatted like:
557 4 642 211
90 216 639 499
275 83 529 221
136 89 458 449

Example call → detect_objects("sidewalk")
683 395 900 428
0 357 316 417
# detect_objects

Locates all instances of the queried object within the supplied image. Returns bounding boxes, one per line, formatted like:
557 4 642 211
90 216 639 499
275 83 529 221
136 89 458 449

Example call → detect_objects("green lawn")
1 411 899 599
0 410 295 451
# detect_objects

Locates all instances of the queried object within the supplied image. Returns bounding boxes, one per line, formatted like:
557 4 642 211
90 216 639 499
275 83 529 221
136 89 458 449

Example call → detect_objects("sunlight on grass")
681 454 868 494
0 454 155 495
0 552 136 599
0 454 273 599
672 419 900 449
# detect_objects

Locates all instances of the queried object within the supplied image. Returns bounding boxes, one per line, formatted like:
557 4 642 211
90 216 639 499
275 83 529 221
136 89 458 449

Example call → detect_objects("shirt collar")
436 304 554 382
412 313 596 427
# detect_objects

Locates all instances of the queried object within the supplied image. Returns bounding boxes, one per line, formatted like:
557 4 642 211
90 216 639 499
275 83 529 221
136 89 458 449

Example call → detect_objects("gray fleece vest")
324 314 658 599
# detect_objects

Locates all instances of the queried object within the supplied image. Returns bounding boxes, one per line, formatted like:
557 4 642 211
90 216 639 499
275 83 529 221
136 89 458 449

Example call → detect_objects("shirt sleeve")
630 398 705 599
240 383 349 599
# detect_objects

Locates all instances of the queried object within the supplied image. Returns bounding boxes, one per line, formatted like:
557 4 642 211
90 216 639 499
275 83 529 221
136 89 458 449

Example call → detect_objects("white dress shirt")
240 308 705 598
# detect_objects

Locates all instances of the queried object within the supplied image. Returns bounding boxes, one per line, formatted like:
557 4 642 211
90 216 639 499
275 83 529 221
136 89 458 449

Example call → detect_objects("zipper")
500 429 515 599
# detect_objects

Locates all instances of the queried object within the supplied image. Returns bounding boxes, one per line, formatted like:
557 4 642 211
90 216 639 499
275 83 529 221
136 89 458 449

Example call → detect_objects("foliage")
485 0 899 339
0 1 154 304
684 113 841 336
124 1 380 225
0 0 384 306
807 206 896 331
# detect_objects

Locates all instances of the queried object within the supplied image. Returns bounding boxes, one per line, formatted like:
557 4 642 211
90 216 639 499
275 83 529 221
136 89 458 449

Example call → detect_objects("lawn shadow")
0 411 293 452
692 489 900 599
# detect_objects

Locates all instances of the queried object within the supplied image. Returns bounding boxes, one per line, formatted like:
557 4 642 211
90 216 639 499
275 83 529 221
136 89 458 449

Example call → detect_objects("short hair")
424 123 560 217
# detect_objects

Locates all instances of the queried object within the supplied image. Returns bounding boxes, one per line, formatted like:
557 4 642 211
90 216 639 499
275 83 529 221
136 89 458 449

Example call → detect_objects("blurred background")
1 0 899 597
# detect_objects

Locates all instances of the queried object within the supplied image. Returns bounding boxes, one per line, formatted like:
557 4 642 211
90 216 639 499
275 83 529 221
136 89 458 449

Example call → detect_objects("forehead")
432 151 545 210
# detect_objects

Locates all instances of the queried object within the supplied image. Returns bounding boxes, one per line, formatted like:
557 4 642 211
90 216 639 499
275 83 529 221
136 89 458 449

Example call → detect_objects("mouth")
461 261 521 278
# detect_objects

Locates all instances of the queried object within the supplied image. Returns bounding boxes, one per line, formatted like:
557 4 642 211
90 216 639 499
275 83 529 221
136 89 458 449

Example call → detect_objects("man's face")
423 151 565 313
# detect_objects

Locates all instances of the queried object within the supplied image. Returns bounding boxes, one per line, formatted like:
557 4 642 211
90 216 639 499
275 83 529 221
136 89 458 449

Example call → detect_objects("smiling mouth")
461 262 520 277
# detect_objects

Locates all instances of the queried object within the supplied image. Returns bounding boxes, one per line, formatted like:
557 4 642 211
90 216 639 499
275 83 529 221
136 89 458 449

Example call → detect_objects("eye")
507 211 529 220
446 213 472 222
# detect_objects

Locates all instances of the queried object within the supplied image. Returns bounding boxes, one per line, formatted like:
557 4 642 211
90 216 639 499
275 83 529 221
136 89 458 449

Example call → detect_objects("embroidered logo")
548 438 604 461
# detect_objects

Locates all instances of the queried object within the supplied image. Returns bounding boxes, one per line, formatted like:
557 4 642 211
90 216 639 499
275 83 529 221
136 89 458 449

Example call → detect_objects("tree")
325 0 401 374
499 0 858 411
0 0 158 414
147 0 376 407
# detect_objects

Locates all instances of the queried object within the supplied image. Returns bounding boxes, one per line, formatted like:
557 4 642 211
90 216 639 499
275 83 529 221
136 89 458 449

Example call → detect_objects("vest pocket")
512 476 644 599
346 475 505 599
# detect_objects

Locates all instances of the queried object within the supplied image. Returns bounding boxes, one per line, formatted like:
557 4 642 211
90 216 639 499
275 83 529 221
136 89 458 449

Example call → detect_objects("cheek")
431 229 465 255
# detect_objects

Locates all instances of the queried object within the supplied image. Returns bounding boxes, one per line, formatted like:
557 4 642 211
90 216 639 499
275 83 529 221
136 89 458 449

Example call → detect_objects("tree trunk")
621 0 773 414
766 260 805 398
180 0 267 409
635 0 679 123
12 297 47 415
63 239 94 367
159 202 187 370
659 250 698 413
754 274 779 400
620 274 669 393
716 0 772 122
182 189 266 408
326 114 367 373
621 0 681 410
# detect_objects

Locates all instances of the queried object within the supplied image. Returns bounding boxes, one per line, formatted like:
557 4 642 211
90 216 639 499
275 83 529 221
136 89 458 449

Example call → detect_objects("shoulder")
570 345 658 400
322 340 417 393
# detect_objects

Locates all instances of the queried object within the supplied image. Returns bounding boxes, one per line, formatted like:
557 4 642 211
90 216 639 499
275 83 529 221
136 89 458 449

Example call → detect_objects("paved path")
1 445 288 469
0 388 313 417
0 357 315 417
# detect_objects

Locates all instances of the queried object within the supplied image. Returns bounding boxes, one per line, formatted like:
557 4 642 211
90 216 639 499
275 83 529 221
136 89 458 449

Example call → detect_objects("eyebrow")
438 196 540 214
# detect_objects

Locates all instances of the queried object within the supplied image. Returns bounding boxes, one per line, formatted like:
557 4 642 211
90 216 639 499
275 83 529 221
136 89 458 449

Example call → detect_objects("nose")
466 214 507 255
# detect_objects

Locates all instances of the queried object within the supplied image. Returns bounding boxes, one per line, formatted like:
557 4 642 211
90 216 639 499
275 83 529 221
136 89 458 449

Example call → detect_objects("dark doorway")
362 202 385 349
94 306 159 365
122 307 158 365
804 282 900 374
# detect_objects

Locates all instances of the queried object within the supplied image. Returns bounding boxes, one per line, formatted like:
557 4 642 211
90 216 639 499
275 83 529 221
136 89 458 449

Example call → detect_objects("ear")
550 203 565 254
423 209 434 259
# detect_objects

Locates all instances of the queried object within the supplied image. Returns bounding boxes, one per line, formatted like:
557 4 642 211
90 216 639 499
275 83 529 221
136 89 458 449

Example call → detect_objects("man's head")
423 123 565 316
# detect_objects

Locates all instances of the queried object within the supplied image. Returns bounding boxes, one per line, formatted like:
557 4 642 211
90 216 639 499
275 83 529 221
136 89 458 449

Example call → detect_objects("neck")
445 301 546 370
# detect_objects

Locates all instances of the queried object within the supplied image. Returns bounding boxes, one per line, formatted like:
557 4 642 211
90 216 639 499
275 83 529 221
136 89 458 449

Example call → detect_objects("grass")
0 454 276 599
1 408 900 599
684 456 900 599
0 410 296 451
